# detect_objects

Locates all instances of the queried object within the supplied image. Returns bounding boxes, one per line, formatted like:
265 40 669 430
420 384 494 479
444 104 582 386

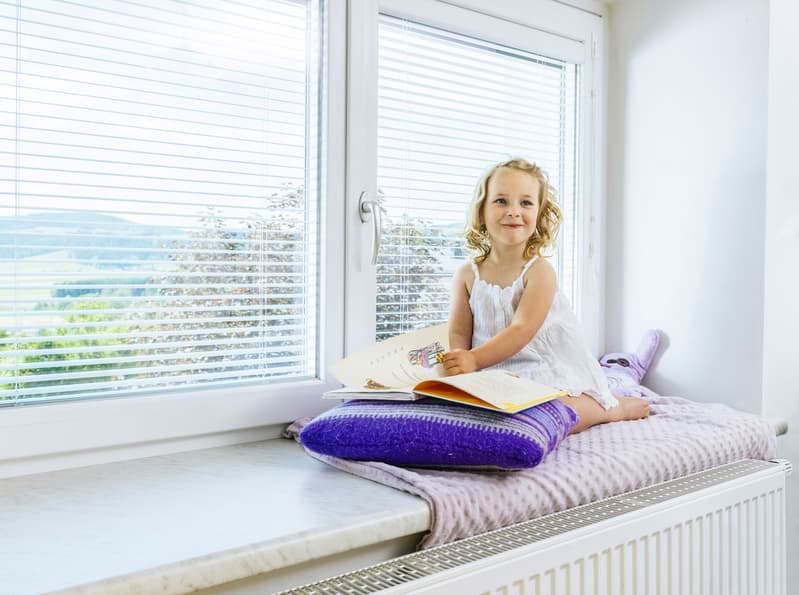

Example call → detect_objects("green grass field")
0 250 174 331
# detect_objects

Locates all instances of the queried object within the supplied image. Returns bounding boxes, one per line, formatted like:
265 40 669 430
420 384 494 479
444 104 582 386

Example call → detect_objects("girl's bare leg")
559 394 650 434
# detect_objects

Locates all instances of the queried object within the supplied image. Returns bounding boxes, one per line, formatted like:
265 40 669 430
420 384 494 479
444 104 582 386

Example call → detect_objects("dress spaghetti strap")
520 256 539 277
470 260 480 279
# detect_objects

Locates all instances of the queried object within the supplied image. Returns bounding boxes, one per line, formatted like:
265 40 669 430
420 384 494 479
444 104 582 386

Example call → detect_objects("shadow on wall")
641 332 680 395
605 0 703 341
624 331 692 400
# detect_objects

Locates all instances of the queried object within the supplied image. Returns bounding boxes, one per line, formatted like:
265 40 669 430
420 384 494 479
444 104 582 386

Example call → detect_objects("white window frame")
345 0 607 355
0 0 607 478
0 1 349 478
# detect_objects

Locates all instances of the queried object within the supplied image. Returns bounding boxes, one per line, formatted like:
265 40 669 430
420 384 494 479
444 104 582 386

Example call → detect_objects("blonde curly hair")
464 158 562 262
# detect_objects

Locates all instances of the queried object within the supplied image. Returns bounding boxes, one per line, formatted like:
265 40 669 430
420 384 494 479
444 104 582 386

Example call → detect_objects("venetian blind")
0 0 323 405
376 16 580 341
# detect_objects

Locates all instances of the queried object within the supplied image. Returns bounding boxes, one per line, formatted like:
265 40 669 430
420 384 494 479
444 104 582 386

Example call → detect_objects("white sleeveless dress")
469 257 619 410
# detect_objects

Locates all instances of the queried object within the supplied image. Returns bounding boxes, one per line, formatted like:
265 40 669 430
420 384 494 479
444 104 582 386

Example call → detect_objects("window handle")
359 190 385 265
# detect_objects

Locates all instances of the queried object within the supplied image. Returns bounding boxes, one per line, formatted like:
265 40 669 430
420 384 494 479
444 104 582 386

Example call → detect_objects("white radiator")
279 459 791 595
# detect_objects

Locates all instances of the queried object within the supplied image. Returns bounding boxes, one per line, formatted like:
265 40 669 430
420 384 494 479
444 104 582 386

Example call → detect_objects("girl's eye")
522 200 534 207
494 198 507 204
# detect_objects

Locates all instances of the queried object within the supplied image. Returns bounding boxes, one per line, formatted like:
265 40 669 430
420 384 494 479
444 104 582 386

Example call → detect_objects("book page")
414 369 566 412
332 324 449 390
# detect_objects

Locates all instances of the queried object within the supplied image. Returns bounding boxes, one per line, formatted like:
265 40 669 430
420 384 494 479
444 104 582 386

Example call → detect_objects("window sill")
0 381 340 478
0 438 431 595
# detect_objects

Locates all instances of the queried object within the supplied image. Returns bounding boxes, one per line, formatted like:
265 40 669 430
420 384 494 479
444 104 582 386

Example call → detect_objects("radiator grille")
277 459 784 594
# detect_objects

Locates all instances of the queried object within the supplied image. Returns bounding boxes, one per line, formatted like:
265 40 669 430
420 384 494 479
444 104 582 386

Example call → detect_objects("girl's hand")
442 349 478 376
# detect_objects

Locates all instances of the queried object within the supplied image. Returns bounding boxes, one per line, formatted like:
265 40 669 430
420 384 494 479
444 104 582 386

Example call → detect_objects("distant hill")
0 211 186 261
0 211 467 262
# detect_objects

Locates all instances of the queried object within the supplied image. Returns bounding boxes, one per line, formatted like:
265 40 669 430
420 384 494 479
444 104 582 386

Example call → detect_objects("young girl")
443 159 650 433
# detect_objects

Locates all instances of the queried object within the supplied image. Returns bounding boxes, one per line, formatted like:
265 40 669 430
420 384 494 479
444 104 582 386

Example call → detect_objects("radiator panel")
278 459 789 595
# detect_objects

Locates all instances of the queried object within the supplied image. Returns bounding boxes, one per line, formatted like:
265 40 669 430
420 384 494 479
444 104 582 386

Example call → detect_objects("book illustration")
332 324 449 391
358 340 445 389
407 341 445 369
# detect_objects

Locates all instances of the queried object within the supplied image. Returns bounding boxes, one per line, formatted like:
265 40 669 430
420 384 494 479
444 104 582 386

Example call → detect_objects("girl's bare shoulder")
523 256 556 286
454 260 476 290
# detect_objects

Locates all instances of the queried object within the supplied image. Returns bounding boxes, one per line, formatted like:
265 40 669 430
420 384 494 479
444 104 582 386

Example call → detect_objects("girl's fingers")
444 359 463 370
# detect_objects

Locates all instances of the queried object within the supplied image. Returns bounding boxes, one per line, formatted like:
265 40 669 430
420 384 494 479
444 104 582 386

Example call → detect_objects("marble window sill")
0 438 431 595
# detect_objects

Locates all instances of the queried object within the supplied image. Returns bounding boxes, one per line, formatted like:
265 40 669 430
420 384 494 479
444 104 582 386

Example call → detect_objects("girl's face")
482 167 540 252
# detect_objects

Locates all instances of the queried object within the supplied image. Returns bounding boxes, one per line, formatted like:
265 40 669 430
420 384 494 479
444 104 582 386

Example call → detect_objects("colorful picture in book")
408 341 445 369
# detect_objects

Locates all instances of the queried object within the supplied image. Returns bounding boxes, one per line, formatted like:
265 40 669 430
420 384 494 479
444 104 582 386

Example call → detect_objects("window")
1 0 325 406
0 0 604 474
345 0 603 354
375 16 580 340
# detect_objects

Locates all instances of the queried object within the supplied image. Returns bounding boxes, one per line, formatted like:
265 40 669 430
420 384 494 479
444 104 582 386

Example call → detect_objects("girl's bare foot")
608 396 650 422
560 394 651 433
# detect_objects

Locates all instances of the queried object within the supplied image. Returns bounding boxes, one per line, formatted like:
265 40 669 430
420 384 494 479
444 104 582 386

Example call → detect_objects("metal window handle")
359 190 385 265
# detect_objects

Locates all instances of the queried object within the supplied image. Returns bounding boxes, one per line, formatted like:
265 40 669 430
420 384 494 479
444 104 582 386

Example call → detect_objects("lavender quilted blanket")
285 389 777 549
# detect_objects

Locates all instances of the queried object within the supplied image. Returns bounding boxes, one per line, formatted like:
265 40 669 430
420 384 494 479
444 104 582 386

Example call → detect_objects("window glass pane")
0 0 324 405
376 16 579 340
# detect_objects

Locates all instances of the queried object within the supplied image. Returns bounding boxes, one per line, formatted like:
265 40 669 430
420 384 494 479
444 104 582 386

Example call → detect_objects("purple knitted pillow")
299 399 578 470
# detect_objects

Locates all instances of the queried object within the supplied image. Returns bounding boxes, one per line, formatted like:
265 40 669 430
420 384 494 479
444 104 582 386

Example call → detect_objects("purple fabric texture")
299 398 578 470
287 387 778 549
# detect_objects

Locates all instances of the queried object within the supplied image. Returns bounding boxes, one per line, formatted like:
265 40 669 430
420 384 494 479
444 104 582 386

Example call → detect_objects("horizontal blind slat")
1 323 312 346
1 345 312 372
2 353 312 384
0 365 316 400
4 334 307 358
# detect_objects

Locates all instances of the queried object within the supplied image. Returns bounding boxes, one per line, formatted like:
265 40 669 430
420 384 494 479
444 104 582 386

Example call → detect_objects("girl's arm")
447 263 474 351
443 259 556 375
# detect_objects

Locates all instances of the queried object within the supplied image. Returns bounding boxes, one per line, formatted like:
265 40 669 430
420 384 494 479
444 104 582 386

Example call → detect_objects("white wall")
608 0 798 585
606 0 769 413
763 0 799 586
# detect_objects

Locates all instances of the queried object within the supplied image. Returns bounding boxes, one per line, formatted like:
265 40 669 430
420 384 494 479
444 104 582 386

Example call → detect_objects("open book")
326 324 566 414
